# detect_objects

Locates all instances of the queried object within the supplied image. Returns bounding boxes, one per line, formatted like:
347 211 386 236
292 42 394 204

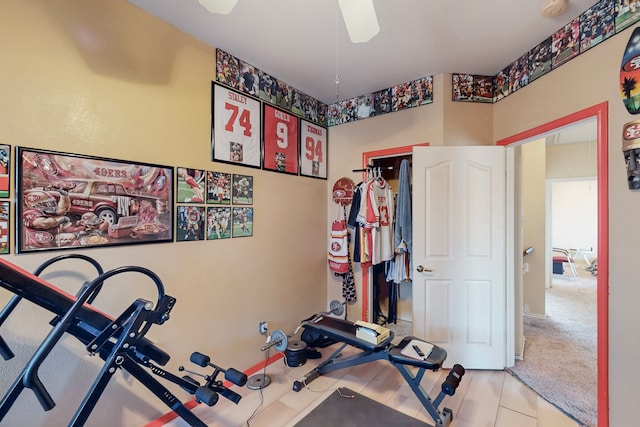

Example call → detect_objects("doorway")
498 102 608 427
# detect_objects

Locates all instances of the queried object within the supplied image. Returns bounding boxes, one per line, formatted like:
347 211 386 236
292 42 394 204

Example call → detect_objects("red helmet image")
24 190 59 214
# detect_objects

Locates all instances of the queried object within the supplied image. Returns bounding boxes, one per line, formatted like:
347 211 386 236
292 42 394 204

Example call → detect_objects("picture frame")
176 205 205 241
207 206 231 240
16 147 173 253
262 104 299 174
177 167 205 203
0 144 9 198
232 207 253 238
211 82 262 169
0 201 9 254
206 171 231 205
299 119 327 179
232 174 253 205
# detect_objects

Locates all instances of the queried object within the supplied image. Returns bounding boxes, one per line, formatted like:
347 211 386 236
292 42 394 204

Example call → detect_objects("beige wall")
2 0 638 426
522 139 547 316
0 1 326 425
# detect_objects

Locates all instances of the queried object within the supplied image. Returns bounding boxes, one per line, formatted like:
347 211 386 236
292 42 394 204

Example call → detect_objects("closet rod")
352 166 395 173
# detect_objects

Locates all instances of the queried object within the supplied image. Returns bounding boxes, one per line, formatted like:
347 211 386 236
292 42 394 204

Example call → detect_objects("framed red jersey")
299 119 327 179
211 83 262 169
262 104 299 174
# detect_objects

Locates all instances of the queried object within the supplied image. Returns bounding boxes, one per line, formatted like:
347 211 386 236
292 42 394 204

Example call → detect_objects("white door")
412 146 506 369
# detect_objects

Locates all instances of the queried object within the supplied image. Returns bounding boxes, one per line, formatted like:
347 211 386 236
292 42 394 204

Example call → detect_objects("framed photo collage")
176 168 254 242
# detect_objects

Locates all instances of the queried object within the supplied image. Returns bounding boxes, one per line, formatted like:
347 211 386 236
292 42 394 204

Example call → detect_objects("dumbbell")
441 364 465 396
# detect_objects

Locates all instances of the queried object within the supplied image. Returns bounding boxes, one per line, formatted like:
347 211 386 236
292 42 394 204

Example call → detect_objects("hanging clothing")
393 159 412 283
357 177 395 266
347 182 363 263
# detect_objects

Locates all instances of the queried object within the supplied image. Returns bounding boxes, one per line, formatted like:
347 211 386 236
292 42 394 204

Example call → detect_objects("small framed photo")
176 205 205 241
263 104 299 174
0 144 10 198
0 201 9 254
206 171 231 205
177 167 205 203
299 119 327 179
232 174 253 204
211 83 262 169
207 206 231 240
232 207 253 238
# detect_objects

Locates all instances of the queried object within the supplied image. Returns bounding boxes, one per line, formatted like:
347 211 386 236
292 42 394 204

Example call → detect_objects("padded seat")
388 336 446 370
552 247 577 279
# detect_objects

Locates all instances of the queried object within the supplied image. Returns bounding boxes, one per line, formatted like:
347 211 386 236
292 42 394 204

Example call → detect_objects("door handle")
416 265 433 273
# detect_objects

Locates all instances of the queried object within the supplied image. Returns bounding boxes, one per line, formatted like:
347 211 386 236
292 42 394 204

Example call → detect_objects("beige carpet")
508 267 597 427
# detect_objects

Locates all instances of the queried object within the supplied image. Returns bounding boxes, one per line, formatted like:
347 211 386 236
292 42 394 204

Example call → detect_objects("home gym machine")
265 303 466 427
0 255 246 427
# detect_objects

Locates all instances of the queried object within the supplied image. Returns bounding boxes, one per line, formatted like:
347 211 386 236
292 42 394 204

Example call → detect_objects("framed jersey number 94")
299 119 327 179
211 83 262 169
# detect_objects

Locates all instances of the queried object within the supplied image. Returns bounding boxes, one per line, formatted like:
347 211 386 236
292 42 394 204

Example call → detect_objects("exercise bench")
292 316 465 427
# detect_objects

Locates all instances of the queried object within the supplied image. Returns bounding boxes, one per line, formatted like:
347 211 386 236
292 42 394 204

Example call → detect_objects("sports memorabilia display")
262 104 299 174
16 147 174 253
211 83 262 168
300 119 327 179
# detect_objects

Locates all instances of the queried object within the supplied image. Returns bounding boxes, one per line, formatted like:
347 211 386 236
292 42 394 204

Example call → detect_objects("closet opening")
358 143 426 338
370 155 412 331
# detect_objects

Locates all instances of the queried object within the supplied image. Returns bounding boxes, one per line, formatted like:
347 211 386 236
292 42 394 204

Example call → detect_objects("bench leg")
394 364 453 427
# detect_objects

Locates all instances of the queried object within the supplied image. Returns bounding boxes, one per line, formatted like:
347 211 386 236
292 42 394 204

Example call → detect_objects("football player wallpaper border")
0 201 9 254
0 144 9 198
232 207 253 238
16 147 174 253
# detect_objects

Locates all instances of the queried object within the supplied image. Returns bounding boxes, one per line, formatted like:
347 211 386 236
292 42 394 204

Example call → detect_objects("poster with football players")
263 104 299 174
299 119 327 179
211 83 262 169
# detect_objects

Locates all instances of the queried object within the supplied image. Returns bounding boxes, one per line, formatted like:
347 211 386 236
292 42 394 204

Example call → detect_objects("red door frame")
497 101 609 427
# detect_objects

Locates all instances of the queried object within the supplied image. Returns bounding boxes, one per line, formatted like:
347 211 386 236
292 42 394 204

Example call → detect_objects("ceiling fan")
197 0 380 43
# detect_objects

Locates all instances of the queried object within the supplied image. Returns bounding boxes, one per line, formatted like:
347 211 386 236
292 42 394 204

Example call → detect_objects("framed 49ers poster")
16 147 174 253
211 83 262 169
299 119 327 179
262 104 299 174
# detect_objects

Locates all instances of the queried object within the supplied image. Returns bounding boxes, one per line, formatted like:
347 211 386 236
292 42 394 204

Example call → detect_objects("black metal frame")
0 255 244 426
293 316 464 427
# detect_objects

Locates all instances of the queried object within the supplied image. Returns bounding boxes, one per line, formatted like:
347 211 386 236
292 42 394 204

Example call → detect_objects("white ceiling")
127 0 597 105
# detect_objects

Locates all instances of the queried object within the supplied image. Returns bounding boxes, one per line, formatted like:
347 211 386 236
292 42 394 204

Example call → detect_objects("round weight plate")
271 329 288 352
286 339 307 352
246 373 272 390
